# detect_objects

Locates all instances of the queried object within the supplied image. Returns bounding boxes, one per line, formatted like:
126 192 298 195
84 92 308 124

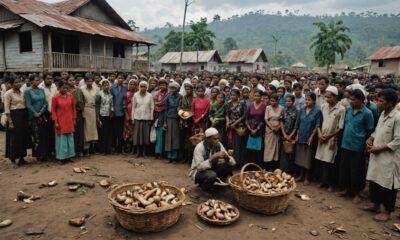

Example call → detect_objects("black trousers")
338 148 366 193
369 181 397 212
45 112 55 154
195 163 233 191
112 116 125 152
320 161 335 187
98 116 113 154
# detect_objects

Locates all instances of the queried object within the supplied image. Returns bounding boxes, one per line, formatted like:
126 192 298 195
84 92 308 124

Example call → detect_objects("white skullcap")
219 79 229 86
205 127 219 138
139 81 148 88
347 83 368 98
326 86 338 96
269 80 280 89
169 81 180 89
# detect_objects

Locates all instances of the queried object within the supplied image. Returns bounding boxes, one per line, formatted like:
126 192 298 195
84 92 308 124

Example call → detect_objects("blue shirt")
294 96 305 111
110 84 127 117
295 106 322 144
341 105 374 152
165 93 182 119
279 93 292 107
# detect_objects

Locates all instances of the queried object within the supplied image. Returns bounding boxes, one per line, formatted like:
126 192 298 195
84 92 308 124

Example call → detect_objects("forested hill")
140 12 400 67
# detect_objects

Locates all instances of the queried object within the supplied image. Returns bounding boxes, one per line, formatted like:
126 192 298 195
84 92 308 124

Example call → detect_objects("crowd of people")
0 70 399 222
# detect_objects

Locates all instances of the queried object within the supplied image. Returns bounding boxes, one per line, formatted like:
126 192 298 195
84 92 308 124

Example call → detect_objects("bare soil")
0 132 399 240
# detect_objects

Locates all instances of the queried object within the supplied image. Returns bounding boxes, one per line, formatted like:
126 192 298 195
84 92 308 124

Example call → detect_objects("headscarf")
99 79 110 86
169 81 180 89
139 81 148 89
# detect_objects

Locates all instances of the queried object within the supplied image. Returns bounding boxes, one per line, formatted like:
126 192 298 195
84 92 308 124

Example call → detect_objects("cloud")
44 0 400 29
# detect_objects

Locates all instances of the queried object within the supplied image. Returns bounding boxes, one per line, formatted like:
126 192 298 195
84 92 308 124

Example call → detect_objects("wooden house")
0 0 155 73
158 50 222 72
367 46 400 76
223 49 267 73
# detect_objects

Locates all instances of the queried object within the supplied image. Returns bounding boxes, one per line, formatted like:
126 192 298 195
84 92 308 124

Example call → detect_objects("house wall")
161 62 219 72
369 59 400 76
2 22 43 71
72 2 116 26
226 63 254 73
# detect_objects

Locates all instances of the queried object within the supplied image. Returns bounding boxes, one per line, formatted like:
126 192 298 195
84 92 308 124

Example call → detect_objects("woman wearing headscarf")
226 88 247 167
132 81 154 157
178 82 194 163
81 74 99 155
164 81 182 162
154 79 168 158
192 85 211 134
96 80 114 155
123 78 138 153
4 75 29 165
51 81 76 163
24 74 50 161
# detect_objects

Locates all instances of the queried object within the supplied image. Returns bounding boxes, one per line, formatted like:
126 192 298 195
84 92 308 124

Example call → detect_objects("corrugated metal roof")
159 50 222 64
0 19 24 30
367 46 400 61
223 48 267 63
0 0 155 45
54 0 89 14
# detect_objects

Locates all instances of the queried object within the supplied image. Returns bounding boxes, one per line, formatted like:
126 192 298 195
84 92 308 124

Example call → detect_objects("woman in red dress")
191 85 211 134
51 81 76 163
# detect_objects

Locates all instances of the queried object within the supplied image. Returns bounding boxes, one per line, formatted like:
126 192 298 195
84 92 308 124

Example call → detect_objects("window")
257 64 260 70
201 65 205 70
236 66 241 73
378 60 385 68
113 43 125 58
19 31 32 52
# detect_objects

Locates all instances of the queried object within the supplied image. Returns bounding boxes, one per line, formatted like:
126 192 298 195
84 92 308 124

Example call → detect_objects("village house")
367 46 400 76
158 50 222 72
312 63 349 74
0 0 155 73
223 48 267 73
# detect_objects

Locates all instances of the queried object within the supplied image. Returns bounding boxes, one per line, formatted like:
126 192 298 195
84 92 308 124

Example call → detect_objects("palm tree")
310 20 352 74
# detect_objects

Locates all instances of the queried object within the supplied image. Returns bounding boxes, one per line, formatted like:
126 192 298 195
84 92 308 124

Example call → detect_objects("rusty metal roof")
0 19 24 30
223 48 267 63
0 0 155 45
159 50 222 64
54 0 89 14
367 46 400 61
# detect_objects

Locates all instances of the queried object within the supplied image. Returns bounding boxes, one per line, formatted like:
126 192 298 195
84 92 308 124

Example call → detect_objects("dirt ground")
0 132 399 240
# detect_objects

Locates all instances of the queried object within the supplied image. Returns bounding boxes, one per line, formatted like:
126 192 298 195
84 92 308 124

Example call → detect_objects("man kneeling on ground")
190 127 236 192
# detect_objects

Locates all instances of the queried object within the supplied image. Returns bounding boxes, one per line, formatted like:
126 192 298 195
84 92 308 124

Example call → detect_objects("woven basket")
196 200 240 226
190 133 205 146
108 183 185 232
228 163 296 215
283 140 296 154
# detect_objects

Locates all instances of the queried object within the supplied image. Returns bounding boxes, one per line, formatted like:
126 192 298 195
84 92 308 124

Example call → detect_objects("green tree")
310 20 352 73
213 14 221 22
187 18 216 51
160 31 187 55
127 20 139 32
223 37 238 53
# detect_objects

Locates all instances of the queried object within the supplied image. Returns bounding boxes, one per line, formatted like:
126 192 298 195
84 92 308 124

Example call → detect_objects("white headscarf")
139 81 148 89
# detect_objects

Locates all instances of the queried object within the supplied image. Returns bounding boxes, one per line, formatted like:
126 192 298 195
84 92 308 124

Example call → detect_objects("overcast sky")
45 0 400 29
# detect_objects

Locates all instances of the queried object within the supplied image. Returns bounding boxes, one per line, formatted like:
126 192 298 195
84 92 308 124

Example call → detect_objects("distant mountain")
140 12 400 68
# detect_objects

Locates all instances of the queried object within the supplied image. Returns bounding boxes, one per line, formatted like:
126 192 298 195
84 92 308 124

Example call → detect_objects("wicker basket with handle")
228 163 296 215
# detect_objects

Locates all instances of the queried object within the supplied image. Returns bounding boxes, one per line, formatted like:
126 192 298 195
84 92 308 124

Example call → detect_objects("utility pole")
180 0 194 71
271 34 280 57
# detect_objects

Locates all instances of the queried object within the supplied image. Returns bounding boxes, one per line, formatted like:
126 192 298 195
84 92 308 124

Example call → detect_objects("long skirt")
123 119 134 142
44 111 55 153
165 118 180 152
155 127 164 154
263 129 280 162
133 120 151 146
5 109 28 160
55 133 75 160
83 107 98 142
295 143 312 169
74 111 84 154
231 131 247 167
30 117 50 160
98 116 113 154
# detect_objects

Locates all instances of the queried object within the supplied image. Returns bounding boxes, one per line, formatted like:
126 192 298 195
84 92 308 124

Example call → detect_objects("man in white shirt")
190 128 236 192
